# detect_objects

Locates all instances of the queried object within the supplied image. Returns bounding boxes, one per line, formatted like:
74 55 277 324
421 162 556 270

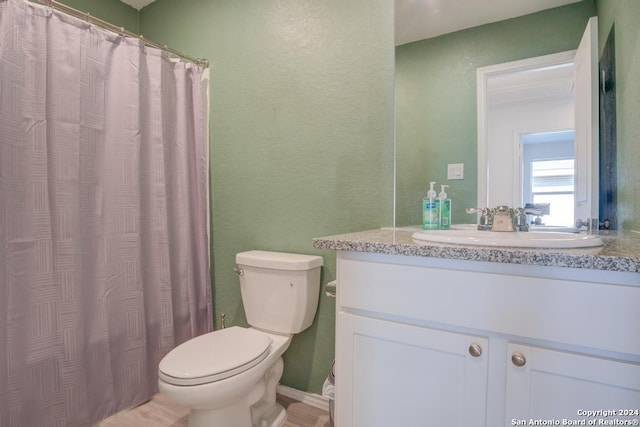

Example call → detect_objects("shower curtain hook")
120 27 125 39
85 12 90 22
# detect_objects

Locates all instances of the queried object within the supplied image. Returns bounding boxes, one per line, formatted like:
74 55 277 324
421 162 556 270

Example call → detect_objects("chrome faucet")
466 206 543 232
491 205 515 231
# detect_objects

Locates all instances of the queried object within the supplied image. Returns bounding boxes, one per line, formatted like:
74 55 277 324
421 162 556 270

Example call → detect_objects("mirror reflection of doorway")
478 51 576 215
478 17 600 228
521 131 575 226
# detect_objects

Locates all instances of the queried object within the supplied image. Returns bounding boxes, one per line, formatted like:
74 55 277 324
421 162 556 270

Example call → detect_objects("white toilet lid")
158 326 272 386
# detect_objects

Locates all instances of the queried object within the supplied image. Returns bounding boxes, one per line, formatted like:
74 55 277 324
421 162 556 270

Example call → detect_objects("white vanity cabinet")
505 342 640 424
334 251 640 427
339 312 489 426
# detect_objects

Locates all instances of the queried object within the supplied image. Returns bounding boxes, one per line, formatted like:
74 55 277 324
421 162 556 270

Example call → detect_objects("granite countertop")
312 228 640 273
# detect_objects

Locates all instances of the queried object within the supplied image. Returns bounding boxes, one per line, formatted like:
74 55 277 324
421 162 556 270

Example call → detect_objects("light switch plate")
447 163 464 180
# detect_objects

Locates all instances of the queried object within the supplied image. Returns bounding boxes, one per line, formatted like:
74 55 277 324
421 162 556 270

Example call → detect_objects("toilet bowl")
158 251 323 427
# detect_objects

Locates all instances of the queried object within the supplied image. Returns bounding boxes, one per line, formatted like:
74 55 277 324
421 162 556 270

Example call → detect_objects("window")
521 131 575 227
530 159 575 226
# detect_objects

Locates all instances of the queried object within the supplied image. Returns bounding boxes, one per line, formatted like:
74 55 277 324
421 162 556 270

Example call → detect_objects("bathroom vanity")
313 229 640 427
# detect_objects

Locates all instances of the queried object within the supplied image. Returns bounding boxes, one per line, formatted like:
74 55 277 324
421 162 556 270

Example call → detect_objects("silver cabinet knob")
468 343 483 358
511 352 527 367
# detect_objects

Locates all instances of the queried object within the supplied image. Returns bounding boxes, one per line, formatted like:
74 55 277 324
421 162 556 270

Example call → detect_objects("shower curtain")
0 0 212 425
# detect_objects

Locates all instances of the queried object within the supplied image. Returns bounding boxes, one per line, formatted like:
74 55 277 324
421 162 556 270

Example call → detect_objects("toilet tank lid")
236 250 323 270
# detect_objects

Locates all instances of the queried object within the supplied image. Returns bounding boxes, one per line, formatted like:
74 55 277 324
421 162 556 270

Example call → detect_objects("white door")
336 312 489 427
505 343 640 426
573 16 599 226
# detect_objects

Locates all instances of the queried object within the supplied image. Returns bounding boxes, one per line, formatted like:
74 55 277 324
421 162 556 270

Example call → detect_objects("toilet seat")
158 326 272 386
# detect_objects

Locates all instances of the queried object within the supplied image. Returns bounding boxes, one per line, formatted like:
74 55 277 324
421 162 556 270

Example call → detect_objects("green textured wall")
395 1 596 227
596 0 640 231
138 0 395 394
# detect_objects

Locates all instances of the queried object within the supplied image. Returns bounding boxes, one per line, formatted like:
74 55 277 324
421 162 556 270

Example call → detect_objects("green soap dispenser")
438 184 451 229
422 181 439 230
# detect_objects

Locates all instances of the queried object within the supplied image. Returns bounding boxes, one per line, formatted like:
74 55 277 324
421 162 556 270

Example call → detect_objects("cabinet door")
505 343 640 426
336 313 488 427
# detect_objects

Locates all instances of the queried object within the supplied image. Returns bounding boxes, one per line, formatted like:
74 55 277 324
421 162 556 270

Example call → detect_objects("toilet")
158 250 323 427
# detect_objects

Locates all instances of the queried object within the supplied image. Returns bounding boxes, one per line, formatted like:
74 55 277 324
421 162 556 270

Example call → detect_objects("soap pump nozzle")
427 181 437 198
439 185 449 199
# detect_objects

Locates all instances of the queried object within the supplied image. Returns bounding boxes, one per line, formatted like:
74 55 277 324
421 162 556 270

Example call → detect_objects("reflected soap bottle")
438 185 451 229
422 181 439 230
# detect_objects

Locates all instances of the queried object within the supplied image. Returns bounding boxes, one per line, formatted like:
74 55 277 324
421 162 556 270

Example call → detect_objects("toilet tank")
236 250 323 334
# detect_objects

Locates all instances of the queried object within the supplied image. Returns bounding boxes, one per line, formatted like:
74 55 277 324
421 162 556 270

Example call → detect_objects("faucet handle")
466 207 492 230
513 208 530 231
523 207 543 216
465 207 489 215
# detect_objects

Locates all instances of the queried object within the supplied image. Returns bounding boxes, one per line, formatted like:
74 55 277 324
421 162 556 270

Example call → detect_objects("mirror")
395 1 630 230
477 52 576 212
477 36 599 228
478 17 600 229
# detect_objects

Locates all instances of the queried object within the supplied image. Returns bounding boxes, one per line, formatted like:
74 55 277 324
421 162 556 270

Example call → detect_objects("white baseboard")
276 384 330 411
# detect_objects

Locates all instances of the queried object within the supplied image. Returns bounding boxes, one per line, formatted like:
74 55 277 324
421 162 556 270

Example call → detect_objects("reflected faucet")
524 203 550 225
466 206 543 232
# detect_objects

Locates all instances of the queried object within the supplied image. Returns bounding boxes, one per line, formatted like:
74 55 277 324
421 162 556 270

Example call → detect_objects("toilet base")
185 396 286 427
251 357 284 426
169 357 287 427
188 399 253 427
253 402 287 427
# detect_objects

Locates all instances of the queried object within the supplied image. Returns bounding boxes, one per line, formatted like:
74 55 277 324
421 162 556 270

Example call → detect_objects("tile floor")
97 393 332 427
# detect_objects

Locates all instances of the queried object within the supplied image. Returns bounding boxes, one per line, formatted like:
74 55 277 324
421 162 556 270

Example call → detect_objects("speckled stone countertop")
312 228 640 273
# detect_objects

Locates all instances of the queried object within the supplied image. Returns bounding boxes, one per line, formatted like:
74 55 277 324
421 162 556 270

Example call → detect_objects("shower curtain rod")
37 0 209 68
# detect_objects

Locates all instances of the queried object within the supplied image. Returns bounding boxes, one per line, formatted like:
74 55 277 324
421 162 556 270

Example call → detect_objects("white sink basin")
529 225 581 233
412 229 603 249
